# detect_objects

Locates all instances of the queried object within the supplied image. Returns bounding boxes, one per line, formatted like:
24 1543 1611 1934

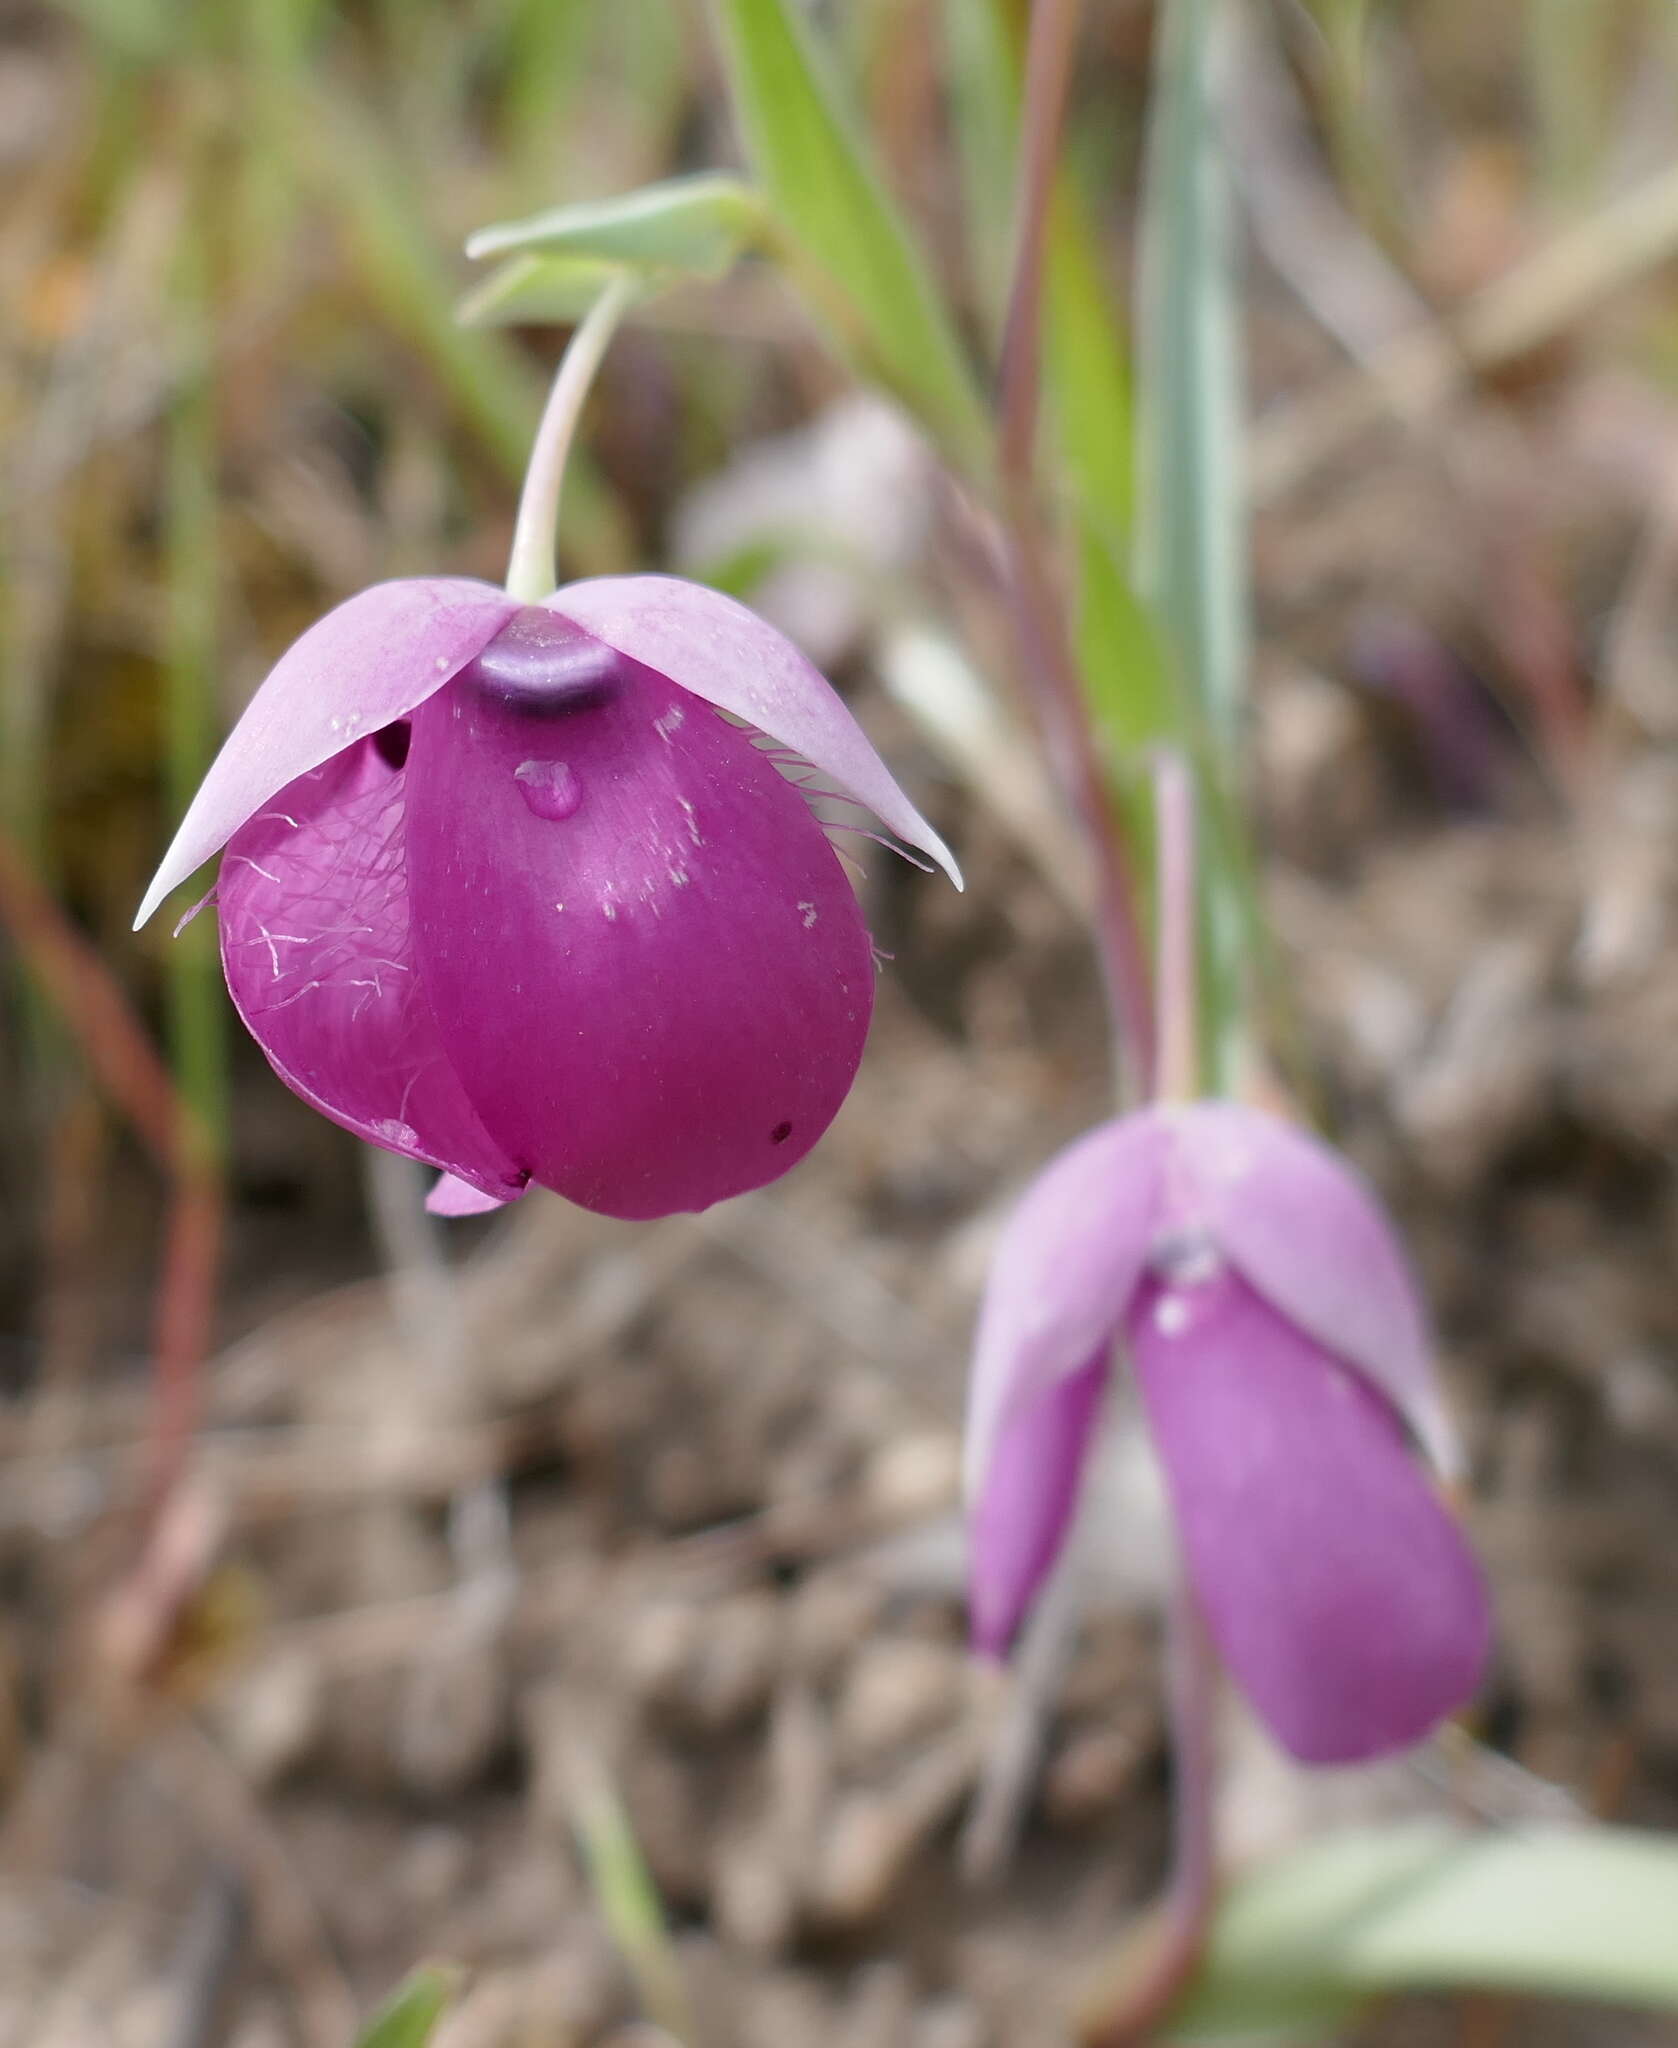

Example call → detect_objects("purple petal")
1171 1102 1461 1476
401 619 877 1219
1128 1267 1490 1764
969 1353 1107 1657
964 1114 1167 1503
427 1172 520 1217
137 578 517 929
544 576 961 887
216 736 527 1200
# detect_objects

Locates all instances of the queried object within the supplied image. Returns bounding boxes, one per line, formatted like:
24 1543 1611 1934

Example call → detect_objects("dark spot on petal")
374 719 411 770
770 1120 793 1145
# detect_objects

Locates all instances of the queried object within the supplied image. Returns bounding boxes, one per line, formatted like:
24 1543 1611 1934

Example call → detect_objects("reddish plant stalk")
0 831 222 1518
996 0 1155 1090
996 11 1222 2008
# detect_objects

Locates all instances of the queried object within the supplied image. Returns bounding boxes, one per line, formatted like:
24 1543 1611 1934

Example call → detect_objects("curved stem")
504 272 637 603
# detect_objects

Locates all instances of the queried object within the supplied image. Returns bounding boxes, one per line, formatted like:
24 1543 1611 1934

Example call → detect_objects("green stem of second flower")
503 270 637 604
1152 747 1199 1103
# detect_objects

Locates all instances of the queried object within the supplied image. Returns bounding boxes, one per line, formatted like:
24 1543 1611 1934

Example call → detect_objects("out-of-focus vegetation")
12 0 1678 2042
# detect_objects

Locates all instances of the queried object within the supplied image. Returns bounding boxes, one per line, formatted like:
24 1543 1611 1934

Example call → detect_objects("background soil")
5 2 1678 2043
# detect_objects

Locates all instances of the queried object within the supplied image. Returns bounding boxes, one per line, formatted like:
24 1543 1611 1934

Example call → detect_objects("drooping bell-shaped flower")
136 575 958 1221
965 1099 1490 1764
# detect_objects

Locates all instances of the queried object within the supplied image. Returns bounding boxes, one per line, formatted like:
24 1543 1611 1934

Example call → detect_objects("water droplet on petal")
1154 1292 1191 1337
515 759 582 821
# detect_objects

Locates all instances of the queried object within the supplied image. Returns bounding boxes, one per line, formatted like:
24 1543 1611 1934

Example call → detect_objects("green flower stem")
504 271 638 603
1151 748 1199 1104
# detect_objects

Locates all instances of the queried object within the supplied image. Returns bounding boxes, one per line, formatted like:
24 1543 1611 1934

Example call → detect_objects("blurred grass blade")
880 622 1086 909
943 0 1134 541
467 173 768 279
1526 0 1616 204
713 0 989 471
355 1965 465 2048
1076 519 1177 762
1136 0 1246 750
1165 1823 1678 2039
164 221 229 1165
943 0 1020 333
298 86 632 574
1047 198 1135 546
1295 0 1371 89
566 1750 691 2039
1135 0 1250 1089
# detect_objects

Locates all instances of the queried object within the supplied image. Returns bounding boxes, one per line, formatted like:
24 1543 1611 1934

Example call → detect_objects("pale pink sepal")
969 1352 1106 1658
1171 1101 1461 1477
1130 1268 1490 1763
963 1116 1166 1503
544 575 961 888
427 1173 520 1218
135 577 517 929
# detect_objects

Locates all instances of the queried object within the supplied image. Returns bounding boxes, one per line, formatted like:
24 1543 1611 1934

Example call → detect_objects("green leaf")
1167 1824 1678 2041
713 0 989 472
355 1965 465 2048
457 251 640 328
467 173 768 281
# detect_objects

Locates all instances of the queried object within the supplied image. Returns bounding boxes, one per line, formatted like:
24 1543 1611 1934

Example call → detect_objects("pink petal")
401 624 877 1219
137 578 517 929
1128 1267 1490 1765
544 575 961 887
1171 1102 1461 1476
216 736 527 1200
969 1353 1107 1658
427 1172 521 1217
964 1115 1167 1503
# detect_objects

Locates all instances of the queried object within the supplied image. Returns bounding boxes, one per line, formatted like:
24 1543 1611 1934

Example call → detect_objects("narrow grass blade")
1135 0 1247 752
163 222 229 1165
1134 0 1252 1088
355 1965 465 2048
943 0 1134 541
713 0 989 472
300 87 633 573
942 0 1020 333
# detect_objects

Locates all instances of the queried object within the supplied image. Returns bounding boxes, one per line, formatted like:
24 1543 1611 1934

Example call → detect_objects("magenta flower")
136 576 957 1221
965 1100 1490 1764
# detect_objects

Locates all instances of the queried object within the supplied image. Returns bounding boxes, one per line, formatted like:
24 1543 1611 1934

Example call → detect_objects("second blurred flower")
965 1099 1490 1764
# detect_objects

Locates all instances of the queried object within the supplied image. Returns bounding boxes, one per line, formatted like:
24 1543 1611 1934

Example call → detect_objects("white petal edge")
964 1114 1166 1502
427 1172 521 1218
544 575 962 888
1174 1100 1464 1478
135 578 517 929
